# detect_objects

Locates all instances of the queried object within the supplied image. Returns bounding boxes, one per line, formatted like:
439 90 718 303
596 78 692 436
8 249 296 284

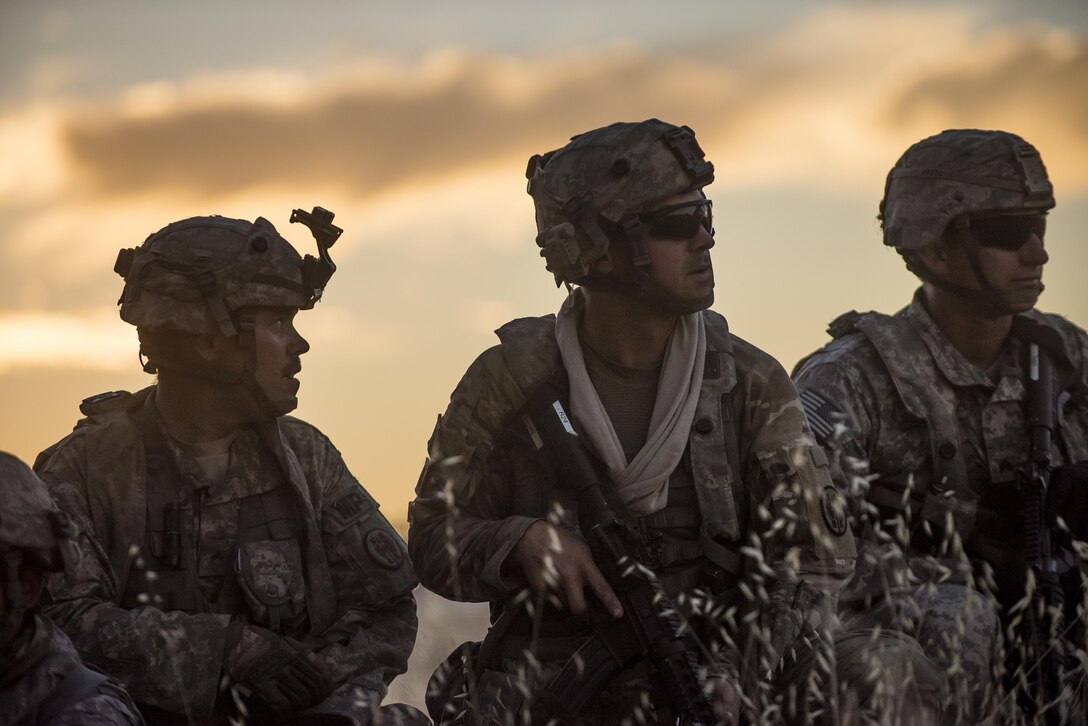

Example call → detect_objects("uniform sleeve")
739 351 857 584
302 432 419 711
729 348 858 675
408 346 544 603
792 347 883 521
50 684 146 726
38 434 234 717
1054 319 1088 463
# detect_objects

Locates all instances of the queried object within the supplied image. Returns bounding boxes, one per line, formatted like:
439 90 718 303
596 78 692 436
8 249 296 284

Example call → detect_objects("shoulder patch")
323 487 376 533
827 311 862 340
821 486 849 536
798 389 839 442
79 390 133 416
365 529 405 569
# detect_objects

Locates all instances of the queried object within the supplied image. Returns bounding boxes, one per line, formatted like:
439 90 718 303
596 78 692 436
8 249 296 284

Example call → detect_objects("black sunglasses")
964 213 1047 251
638 199 714 239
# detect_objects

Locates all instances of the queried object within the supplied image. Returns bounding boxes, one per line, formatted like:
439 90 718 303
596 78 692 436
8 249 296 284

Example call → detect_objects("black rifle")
1018 337 1065 721
524 397 717 725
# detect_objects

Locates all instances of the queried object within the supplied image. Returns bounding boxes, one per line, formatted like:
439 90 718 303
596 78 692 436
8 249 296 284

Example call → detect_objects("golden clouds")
0 2 1086 544
0 308 136 373
883 28 1088 184
60 49 712 200
48 12 1088 210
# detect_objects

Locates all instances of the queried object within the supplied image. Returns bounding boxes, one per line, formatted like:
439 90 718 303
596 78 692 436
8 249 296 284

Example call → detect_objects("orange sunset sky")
2 0 1086 533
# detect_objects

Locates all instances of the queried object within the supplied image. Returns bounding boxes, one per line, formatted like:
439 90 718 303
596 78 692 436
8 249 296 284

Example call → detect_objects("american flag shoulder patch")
798 389 839 441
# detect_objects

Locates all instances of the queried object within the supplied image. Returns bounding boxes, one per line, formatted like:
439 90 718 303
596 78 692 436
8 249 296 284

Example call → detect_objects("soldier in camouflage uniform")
793 129 1088 723
35 211 422 724
409 119 942 724
0 451 144 726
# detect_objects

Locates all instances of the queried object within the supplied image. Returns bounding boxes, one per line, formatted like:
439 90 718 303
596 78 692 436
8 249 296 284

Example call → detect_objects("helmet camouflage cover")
115 215 330 337
526 119 714 285
880 129 1055 251
0 452 78 572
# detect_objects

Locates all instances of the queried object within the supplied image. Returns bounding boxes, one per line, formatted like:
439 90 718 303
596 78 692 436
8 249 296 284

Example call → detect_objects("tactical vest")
485 311 748 659
850 312 977 538
7 618 114 726
829 308 1086 543
75 391 312 631
497 310 747 545
121 406 309 631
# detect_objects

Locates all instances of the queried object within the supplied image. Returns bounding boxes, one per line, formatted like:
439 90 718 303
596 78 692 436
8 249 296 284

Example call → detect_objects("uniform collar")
901 289 1028 402
902 289 997 388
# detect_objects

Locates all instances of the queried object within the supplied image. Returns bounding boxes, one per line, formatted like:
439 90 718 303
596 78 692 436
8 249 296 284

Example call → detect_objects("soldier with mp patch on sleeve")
36 210 423 725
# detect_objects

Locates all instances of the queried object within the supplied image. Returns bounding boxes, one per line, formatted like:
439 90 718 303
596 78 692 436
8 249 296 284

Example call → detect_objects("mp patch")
366 529 405 570
821 486 848 536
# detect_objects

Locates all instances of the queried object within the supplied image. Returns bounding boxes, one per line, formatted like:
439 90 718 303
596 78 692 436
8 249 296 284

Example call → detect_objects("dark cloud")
62 53 743 201
884 33 1088 137
59 26 1088 203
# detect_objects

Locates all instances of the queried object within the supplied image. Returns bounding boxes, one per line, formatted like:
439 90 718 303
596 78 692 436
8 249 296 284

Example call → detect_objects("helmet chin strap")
146 319 284 421
590 220 710 316
903 241 1041 318
234 312 286 421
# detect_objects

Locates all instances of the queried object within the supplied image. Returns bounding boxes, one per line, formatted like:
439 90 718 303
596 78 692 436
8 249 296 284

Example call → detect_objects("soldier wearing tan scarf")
410 120 942 725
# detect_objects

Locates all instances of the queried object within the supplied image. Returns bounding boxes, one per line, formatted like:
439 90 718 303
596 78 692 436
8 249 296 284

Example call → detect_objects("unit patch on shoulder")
323 487 374 534
79 390 132 416
366 529 404 570
821 486 848 536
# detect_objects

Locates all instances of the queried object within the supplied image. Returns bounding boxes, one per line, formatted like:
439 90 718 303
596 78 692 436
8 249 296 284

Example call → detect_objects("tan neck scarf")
555 290 706 515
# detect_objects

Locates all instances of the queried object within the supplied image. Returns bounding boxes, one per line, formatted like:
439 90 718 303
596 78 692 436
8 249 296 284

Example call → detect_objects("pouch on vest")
235 538 307 631
919 483 978 545
425 640 482 725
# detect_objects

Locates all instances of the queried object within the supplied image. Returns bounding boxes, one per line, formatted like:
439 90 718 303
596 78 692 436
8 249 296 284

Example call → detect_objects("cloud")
0 308 136 374
57 47 721 200
0 105 67 205
1 4 1086 320
881 26 1088 173
36 9 1085 213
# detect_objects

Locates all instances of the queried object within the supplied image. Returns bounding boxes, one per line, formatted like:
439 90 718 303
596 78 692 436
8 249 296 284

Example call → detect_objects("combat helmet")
0 452 78 574
115 208 341 338
526 119 714 287
880 129 1054 251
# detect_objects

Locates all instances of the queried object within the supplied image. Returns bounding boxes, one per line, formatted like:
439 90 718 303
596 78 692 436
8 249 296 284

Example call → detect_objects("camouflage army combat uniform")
37 389 418 722
2 615 144 726
35 211 419 724
793 130 1088 724
0 451 143 726
794 295 1088 719
410 120 941 725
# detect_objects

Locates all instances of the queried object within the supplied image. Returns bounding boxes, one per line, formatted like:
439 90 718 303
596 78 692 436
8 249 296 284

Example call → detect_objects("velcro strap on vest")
650 539 704 567
640 507 700 530
657 566 706 596
866 484 914 513
699 534 743 576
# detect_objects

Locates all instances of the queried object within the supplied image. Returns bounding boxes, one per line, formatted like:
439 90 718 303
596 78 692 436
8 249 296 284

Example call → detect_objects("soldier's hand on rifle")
513 520 623 618
1047 461 1088 542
